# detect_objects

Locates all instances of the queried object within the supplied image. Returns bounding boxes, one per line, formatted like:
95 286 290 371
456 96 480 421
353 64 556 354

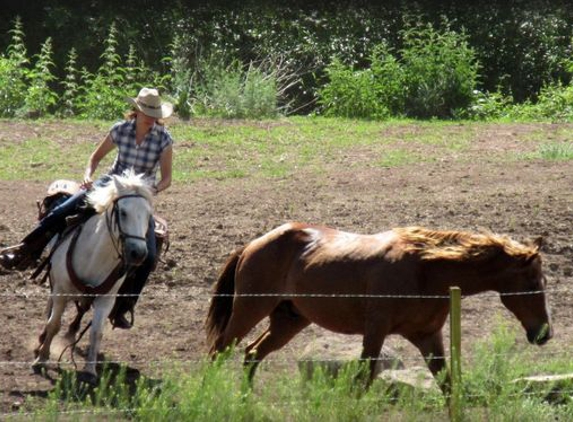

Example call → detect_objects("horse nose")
527 323 552 345
125 242 148 265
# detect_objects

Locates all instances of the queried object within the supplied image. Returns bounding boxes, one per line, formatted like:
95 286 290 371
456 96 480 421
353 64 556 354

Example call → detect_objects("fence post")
449 286 462 421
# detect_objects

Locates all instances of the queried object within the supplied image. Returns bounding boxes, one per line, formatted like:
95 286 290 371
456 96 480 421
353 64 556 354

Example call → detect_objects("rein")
106 194 148 259
66 193 148 295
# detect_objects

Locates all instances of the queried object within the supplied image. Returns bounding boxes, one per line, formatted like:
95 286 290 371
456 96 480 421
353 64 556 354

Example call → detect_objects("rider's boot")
109 297 135 329
0 224 55 271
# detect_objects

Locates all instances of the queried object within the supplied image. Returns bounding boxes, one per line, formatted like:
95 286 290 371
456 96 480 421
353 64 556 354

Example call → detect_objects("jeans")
113 216 157 317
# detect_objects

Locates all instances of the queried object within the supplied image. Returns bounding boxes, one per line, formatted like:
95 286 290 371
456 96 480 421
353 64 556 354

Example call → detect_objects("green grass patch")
0 118 562 184
537 142 573 160
21 325 573 421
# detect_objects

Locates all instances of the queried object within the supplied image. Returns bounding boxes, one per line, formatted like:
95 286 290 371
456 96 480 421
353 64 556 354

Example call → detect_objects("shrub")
192 55 295 119
318 43 405 119
20 37 58 118
318 58 391 119
400 22 479 119
59 48 80 117
0 17 28 117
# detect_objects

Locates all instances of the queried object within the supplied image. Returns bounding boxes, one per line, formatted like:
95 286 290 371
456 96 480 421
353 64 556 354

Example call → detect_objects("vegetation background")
4 0 573 120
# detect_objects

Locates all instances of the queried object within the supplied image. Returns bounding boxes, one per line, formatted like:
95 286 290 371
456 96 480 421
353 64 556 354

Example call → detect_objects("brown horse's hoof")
31 361 47 375
77 371 98 386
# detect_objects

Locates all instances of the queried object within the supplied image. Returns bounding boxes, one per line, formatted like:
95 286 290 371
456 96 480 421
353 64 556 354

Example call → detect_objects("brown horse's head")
498 238 552 345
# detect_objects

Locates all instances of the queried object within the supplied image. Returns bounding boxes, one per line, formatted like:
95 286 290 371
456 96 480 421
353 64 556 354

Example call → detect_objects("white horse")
32 171 153 385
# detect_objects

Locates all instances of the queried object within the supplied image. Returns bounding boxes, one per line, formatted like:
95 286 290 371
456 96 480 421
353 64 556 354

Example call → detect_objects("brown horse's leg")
361 323 390 387
408 331 449 394
215 297 280 354
243 302 310 383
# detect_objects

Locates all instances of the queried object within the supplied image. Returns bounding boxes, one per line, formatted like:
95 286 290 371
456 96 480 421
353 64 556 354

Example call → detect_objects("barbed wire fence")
1 285 571 418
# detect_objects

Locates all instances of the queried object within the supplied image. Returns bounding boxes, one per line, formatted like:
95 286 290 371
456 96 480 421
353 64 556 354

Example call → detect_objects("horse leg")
64 300 90 343
243 301 310 383
213 297 280 355
408 331 449 394
80 296 115 385
361 322 390 387
32 296 67 373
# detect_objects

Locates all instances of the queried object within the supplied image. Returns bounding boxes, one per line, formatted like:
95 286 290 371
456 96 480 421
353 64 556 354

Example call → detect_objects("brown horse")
206 222 552 391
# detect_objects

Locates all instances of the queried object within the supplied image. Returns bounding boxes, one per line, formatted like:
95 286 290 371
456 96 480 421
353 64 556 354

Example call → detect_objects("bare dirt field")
2 121 573 413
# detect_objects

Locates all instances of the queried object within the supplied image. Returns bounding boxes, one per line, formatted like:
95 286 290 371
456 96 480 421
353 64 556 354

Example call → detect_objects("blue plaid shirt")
108 119 173 184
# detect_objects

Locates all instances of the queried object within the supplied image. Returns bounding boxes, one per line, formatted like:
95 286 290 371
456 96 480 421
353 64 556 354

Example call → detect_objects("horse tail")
206 247 244 355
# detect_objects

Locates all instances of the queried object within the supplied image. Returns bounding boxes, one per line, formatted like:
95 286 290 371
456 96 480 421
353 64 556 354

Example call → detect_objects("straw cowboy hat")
126 87 173 119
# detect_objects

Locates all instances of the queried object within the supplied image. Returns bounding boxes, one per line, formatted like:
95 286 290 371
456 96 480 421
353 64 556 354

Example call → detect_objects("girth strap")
66 225 126 295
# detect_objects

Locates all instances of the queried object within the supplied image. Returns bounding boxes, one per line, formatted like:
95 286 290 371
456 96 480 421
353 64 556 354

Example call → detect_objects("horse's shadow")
30 349 163 407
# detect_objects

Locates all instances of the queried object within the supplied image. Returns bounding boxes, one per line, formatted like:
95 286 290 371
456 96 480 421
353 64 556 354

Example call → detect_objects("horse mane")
393 226 539 262
87 170 153 213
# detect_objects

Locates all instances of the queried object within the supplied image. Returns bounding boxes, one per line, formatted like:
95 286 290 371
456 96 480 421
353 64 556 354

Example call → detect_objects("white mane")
87 170 153 213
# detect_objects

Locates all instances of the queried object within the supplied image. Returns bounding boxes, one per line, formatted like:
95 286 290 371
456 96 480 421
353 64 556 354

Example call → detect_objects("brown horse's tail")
206 247 244 355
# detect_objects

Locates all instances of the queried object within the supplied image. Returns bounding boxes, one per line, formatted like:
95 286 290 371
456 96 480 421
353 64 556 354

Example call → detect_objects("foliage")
76 22 129 120
20 37 58 118
59 48 80 117
400 22 479 118
191 56 296 119
464 90 515 120
318 22 479 119
0 17 28 117
74 22 164 120
318 58 383 119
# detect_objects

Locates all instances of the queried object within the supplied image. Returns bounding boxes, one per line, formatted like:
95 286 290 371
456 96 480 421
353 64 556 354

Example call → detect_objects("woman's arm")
153 144 173 194
83 133 116 187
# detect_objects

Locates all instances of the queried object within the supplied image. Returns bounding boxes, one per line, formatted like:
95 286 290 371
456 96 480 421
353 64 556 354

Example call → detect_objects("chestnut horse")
206 222 552 390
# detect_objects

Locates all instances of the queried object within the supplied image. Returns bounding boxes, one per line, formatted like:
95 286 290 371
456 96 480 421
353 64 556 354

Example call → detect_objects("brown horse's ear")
532 236 544 251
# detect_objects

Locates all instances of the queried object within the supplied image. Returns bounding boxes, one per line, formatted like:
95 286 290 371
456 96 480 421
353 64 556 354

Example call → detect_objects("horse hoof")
77 371 98 386
32 361 47 375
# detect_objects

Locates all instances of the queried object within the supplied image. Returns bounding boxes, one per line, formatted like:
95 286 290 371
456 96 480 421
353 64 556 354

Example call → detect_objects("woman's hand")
81 173 93 190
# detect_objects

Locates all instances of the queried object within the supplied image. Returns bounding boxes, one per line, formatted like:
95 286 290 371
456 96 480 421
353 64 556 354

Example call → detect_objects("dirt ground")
2 121 573 414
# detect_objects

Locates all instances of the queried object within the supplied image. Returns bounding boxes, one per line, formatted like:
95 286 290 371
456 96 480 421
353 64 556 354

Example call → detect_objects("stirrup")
0 243 25 255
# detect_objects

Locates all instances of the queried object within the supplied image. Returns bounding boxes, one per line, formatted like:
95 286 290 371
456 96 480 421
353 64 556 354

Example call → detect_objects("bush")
400 22 479 118
20 37 58 118
318 58 391 119
191 56 295 119
318 22 479 120
0 17 28 117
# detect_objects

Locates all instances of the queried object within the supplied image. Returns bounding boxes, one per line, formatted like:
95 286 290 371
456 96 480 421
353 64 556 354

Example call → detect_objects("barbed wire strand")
0 286 569 299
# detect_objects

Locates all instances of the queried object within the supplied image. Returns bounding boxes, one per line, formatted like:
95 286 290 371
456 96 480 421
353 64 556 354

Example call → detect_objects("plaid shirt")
108 119 173 184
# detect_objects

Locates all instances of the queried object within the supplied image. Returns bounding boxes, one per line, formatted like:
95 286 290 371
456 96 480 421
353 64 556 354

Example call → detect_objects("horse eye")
120 209 127 218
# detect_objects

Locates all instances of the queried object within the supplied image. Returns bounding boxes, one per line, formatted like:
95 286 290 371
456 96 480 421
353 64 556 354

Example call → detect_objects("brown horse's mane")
393 226 538 262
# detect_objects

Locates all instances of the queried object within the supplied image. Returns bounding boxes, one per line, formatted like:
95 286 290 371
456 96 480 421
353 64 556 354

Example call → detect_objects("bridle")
106 194 149 260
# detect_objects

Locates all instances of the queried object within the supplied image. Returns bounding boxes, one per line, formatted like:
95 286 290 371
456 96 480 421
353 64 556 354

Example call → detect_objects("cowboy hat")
126 87 173 119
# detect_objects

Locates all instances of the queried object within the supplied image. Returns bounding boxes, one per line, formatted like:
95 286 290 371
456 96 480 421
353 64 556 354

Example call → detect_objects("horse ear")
113 174 123 195
531 236 544 251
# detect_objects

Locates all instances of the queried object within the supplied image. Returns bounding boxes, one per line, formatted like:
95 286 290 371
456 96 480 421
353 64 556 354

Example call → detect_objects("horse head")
89 171 153 267
112 174 153 266
498 237 552 345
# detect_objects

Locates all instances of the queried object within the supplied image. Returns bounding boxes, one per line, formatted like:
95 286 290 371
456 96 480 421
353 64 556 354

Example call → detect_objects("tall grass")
20 326 573 421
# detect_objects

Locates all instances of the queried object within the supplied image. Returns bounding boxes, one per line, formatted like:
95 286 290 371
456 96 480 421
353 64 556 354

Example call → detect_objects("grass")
537 142 573 160
0 117 542 184
16 325 573 421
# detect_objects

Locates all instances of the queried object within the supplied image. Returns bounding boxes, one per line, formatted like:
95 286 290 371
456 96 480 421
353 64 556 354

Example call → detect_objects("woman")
0 87 174 329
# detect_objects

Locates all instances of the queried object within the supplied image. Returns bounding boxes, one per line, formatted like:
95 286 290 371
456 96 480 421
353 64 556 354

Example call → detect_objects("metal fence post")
449 286 462 421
